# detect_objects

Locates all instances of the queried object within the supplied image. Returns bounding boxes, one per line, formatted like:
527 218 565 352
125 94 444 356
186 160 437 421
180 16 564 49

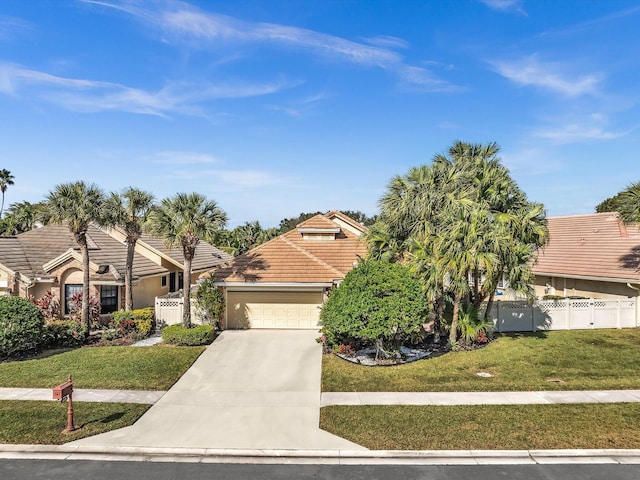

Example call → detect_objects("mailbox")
53 380 73 400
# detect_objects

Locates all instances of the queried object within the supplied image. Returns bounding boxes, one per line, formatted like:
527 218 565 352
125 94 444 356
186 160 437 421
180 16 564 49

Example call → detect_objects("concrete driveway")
71 330 364 450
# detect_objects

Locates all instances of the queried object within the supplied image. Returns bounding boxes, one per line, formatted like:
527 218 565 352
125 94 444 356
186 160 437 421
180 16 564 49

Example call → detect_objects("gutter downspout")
627 283 640 327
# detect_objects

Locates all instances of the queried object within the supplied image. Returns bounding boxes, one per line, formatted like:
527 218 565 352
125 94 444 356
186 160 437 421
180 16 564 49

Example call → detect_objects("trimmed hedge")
0 296 45 358
42 320 86 348
161 324 215 346
111 307 155 339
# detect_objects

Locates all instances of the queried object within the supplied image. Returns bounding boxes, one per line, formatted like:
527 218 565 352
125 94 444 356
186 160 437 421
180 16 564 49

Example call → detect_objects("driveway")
71 330 364 450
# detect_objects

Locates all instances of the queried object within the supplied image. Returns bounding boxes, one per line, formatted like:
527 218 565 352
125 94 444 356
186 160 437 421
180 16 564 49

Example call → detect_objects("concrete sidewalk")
321 390 640 406
0 388 164 404
4 388 640 407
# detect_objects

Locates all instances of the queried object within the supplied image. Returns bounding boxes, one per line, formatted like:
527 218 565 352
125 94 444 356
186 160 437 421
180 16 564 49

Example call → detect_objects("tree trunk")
449 292 462 345
78 233 91 338
484 293 495 322
125 237 137 311
182 254 193 328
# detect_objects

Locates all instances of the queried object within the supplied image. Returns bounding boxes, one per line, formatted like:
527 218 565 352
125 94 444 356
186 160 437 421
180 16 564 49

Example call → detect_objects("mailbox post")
52 375 76 433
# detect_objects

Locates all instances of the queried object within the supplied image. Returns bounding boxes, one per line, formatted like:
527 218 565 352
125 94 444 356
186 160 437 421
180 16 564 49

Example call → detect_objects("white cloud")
491 55 601 97
151 151 220 165
478 0 527 15
82 0 458 92
361 35 409 50
501 148 565 175
534 124 631 143
169 168 286 189
0 63 293 116
0 15 32 40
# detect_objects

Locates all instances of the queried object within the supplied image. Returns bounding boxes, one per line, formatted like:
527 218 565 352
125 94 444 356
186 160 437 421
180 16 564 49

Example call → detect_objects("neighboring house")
532 212 640 299
213 211 367 329
0 224 231 316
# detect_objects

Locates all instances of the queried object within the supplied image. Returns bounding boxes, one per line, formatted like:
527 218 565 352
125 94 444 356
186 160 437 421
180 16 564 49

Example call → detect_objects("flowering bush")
68 292 101 327
31 290 60 321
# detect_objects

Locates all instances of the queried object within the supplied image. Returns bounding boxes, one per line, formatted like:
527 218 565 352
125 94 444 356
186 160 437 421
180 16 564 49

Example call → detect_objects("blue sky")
1 0 639 228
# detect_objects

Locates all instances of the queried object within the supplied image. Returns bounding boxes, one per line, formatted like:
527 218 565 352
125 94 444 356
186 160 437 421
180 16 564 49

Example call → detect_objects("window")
161 275 167 288
100 285 119 314
64 284 83 315
169 272 184 293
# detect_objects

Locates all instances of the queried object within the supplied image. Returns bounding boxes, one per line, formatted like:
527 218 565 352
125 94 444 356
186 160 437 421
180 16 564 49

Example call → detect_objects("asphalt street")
1 460 639 480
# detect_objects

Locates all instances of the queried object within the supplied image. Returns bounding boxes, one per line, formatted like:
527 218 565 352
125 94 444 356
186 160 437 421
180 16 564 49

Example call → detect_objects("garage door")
226 291 323 329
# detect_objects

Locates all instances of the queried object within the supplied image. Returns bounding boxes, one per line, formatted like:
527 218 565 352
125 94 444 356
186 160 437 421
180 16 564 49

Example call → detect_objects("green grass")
323 329 640 392
0 401 149 445
0 345 205 390
320 403 640 450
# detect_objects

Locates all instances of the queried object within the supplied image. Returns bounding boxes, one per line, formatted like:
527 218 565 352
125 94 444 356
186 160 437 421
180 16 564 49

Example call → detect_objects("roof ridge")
281 235 344 277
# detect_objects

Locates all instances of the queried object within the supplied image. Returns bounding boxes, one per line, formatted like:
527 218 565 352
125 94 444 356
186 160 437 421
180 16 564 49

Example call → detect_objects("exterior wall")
533 275 638 299
133 275 165 309
0 268 11 296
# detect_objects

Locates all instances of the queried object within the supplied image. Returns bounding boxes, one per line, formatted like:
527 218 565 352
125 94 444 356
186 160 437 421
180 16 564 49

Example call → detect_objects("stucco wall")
533 275 638 299
133 275 165 309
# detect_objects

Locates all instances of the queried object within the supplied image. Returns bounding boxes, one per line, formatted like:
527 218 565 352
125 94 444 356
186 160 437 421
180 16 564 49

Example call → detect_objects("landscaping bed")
320 403 640 450
323 329 640 392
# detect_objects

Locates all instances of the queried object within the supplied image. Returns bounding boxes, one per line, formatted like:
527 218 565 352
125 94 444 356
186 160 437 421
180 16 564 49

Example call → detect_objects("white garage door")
227 291 323 329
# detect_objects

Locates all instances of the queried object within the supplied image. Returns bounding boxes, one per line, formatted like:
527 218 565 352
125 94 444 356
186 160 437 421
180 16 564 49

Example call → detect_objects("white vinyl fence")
485 298 638 332
154 293 205 326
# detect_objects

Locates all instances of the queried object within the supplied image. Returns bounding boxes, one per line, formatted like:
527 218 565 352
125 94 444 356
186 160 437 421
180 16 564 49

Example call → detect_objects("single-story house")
212 211 367 329
532 212 640 299
0 224 231 316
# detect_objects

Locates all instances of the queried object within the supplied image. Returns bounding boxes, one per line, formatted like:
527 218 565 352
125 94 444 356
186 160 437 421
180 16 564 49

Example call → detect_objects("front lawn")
0 401 149 444
323 329 640 392
320 403 640 450
0 345 205 390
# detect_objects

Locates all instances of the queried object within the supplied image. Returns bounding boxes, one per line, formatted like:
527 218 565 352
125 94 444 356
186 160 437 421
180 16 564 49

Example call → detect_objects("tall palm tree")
40 181 106 335
376 141 548 344
0 169 15 218
146 192 227 328
618 181 640 225
106 187 155 311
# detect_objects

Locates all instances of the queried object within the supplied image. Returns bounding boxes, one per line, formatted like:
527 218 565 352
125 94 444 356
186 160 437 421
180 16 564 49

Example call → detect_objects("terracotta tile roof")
532 212 640 282
214 212 368 284
296 215 340 230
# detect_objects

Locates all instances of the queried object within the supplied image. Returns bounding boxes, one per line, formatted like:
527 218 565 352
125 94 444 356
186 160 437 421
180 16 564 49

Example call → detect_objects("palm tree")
618 181 640 225
106 187 155 311
376 141 548 345
0 201 45 235
146 193 227 328
0 169 15 218
40 181 106 335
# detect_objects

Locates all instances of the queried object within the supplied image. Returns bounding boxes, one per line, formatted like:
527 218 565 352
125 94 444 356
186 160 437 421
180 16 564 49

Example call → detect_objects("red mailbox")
52 380 73 401
52 375 77 433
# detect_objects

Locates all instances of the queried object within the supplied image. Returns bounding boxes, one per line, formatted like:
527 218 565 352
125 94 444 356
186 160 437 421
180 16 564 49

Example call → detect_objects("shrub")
31 290 60 321
161 324 215 346
194 277 225 327
68 292 101 327
0 296 45 358
111 308 155 339
454 304 494 349
320 260 429 360
42 319 85 348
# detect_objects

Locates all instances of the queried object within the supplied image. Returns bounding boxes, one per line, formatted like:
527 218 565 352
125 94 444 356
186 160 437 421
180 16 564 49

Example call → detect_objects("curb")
1 445 639 465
